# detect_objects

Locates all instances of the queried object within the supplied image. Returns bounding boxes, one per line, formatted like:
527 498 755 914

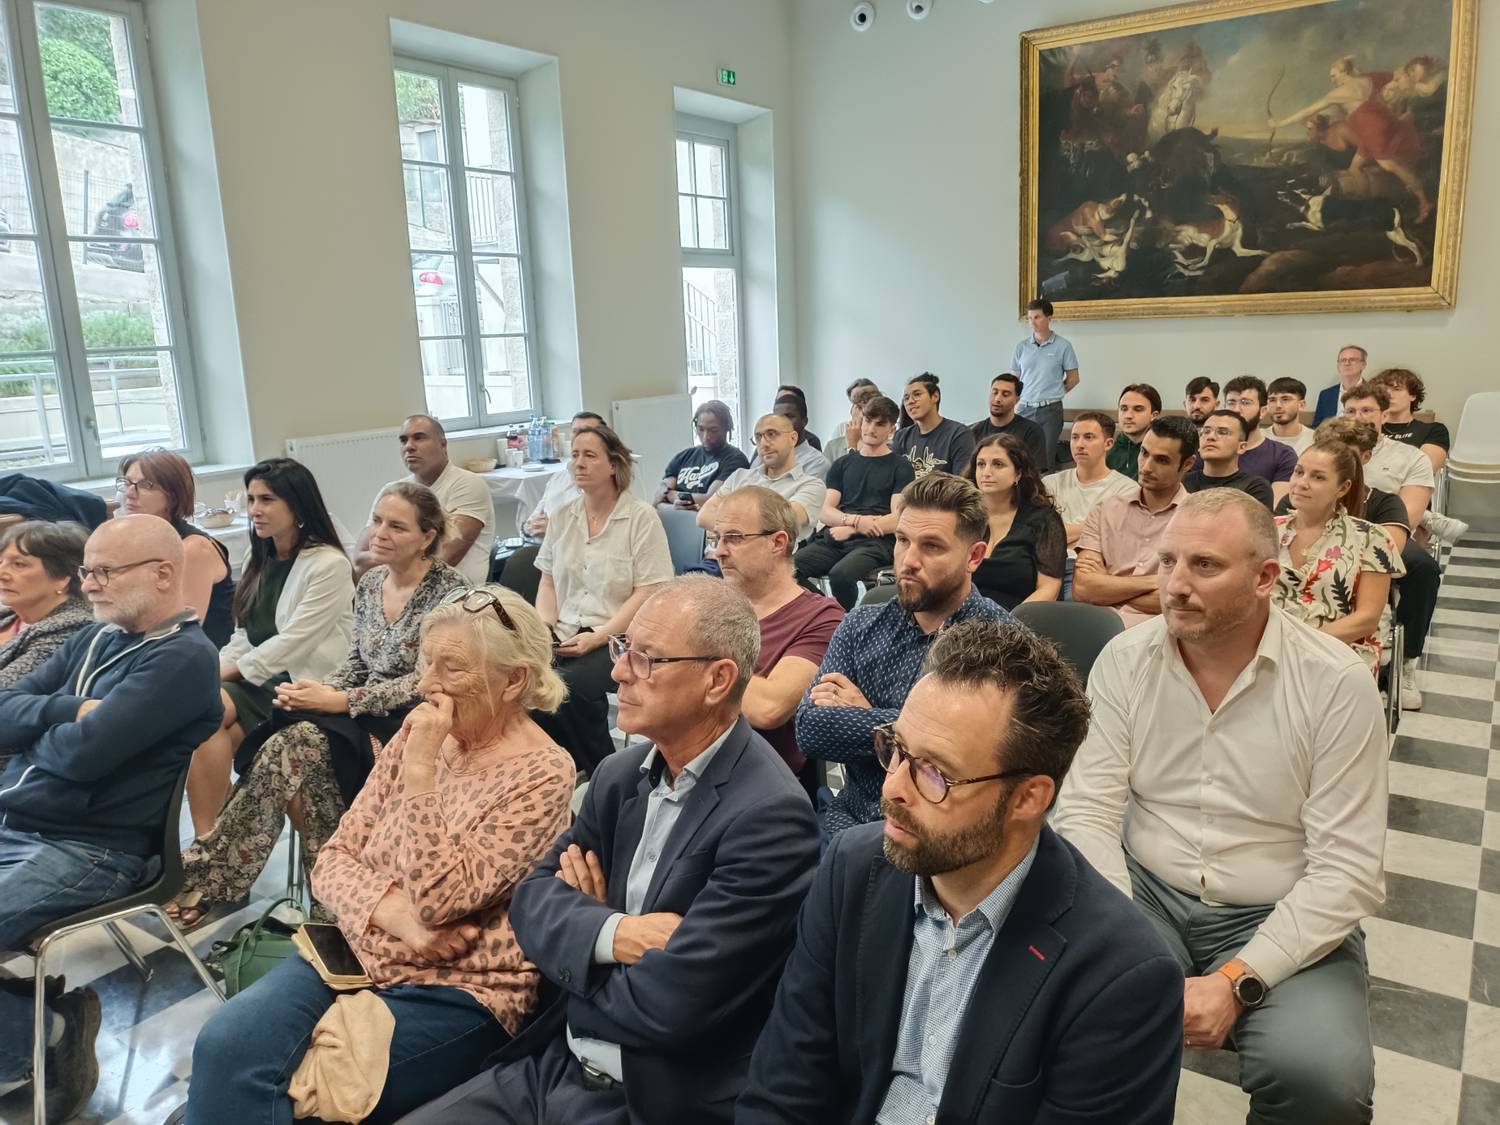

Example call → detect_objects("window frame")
393 55 541 432
2 0 202 480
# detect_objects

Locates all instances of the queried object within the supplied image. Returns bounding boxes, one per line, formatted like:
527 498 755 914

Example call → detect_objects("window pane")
36 4 139 126
677 195 695 249
52 124 154 237
410 252 462 337
695 197 727 250
0 357 69 468
69 241 171 346
473 257 524 335
693 141 725 199
0 5 16 115
675 140 692 193
394 71 444 162
0 241 53 350
481 336 530 416
404 163 454 251
682 267 739 435
458 83 511 171
90 348 182 456
419 337 469 420
465 171 517 253
0 120 37 234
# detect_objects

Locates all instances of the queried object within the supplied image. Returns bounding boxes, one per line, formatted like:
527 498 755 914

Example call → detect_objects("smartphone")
300 923 367 978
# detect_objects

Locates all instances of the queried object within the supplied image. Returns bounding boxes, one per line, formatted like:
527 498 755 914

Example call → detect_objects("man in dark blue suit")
738 620 1184 1125
401 577 820 1125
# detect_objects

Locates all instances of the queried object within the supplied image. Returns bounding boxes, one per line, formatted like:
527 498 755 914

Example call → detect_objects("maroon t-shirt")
756 589 844 773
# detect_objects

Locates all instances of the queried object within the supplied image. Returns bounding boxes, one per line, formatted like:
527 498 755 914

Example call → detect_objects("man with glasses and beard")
740 620 1184 1124
795 473 1012 838
1054 489 1387 1125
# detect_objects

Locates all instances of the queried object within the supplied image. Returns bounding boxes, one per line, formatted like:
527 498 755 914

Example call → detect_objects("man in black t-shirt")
656 399 750 510
1182 410 1273 509
1371 368 1467 548
969 372 1047 470
794 395 916 610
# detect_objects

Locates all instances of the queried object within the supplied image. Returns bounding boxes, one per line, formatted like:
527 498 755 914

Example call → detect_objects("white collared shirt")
535 493 673 639
1051 608 1387 988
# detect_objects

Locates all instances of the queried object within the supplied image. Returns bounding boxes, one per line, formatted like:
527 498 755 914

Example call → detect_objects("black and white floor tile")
4 534 1500 1123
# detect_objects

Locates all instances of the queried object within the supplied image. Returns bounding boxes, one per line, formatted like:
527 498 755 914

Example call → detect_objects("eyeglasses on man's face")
78 558 165 587
714 530 776 550
606 634 717 680
872 723 1034 805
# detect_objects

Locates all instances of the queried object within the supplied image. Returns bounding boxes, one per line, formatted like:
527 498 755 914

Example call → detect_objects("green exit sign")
718 68 736 87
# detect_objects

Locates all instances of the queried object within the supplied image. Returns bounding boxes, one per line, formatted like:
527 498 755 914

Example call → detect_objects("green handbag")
204 897 302 997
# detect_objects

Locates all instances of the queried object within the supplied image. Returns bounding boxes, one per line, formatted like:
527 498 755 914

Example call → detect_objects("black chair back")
1012 601 1125 683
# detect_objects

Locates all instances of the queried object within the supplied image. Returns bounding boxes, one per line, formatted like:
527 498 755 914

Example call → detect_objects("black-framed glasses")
714 530 776 550
873 723 1034 805
77 558 165 587
606 633 717 680
440 587 517 631
114 477 161 494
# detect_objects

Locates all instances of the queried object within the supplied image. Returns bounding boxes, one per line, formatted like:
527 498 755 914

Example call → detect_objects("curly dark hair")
966 432 1054 514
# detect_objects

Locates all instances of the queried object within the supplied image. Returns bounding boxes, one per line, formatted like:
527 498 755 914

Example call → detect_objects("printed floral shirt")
1273 511 1404 669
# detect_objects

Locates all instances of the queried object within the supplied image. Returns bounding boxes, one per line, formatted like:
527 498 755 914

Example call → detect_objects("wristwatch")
1215 960 1267 1009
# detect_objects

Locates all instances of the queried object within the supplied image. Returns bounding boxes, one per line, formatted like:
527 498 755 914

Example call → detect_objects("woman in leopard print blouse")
187 584 576 1123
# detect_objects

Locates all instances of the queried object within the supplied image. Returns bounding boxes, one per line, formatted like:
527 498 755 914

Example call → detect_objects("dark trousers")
534 645 617 774
793 533 895 610
1396 540 1438 659
494 543 543 605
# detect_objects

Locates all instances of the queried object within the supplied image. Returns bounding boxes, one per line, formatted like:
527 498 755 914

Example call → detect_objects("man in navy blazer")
737 620 1184 1125
402 577 820 1125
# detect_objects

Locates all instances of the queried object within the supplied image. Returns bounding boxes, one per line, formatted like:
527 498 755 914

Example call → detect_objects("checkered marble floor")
3 535 1498 1124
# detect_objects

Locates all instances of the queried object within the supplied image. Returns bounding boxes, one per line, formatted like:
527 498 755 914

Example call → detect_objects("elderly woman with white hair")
186 585 576 1124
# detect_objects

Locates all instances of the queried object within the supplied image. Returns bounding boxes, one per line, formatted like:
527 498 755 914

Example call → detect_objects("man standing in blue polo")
1011 297 1080 471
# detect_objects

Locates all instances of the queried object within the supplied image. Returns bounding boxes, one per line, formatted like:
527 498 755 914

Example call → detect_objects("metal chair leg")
32 936 50 1125
107 920 153 982
148 906 224 1002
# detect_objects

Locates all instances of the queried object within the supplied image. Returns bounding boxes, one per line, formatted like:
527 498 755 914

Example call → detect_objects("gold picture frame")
1018 0 1478 319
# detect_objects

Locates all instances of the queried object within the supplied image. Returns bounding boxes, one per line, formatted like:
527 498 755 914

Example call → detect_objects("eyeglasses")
114 477 161 494
440 587 517 631
607 633 718 680
714 530 776 550
752 429 791 442
77 558 164 586
872 723 1034 805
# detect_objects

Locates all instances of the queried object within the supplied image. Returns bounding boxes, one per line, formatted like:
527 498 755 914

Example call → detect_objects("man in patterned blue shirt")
795 473 1012 837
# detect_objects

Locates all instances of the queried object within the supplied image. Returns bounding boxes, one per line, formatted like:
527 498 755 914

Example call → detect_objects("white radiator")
284 426 402 545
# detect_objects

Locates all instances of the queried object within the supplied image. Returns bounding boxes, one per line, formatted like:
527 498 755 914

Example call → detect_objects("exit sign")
718 68 736 87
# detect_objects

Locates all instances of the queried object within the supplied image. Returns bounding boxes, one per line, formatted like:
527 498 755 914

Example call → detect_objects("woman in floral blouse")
172 483 468 925
1274 439 1404 672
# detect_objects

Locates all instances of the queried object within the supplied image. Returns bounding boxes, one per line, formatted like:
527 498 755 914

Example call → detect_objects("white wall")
789 0 1498 435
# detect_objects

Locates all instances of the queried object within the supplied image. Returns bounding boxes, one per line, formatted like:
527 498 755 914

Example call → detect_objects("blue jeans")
187 954 510 1125
0 825 149 1081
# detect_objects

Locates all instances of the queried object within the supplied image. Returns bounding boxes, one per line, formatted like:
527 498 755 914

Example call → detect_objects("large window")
0 0 196 476
393 59 538 430
676 116 742 435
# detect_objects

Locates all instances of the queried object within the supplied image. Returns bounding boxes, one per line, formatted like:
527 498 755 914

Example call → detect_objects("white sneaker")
1399 657 1423 710
1422 511 1469 545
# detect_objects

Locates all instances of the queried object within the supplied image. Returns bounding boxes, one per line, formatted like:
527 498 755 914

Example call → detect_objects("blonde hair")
420 585 567 712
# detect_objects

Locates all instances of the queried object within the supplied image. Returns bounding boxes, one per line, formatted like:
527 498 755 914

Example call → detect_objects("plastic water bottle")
526 415 543 462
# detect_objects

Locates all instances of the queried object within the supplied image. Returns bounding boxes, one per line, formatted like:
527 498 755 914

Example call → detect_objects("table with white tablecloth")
479 463 568 537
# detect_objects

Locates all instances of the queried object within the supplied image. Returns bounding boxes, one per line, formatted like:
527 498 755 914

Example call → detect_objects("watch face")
1237 976 1267 1006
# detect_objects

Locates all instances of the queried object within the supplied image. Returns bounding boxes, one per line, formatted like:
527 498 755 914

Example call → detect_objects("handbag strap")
247 896 300 941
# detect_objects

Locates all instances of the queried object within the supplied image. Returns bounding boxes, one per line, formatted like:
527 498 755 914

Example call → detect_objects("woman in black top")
115 450 236 647
966 433 1065 609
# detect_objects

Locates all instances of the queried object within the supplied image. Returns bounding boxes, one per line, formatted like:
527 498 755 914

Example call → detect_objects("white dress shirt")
1051 607 1387 988
535 493 673 640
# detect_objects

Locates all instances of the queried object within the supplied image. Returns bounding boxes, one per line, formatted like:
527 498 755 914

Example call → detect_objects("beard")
896 569 965 614
1164 594 1258 644
880 795 1009 877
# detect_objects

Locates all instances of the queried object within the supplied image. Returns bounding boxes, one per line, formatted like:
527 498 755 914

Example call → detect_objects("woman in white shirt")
186 458 354 836
535 426 672 770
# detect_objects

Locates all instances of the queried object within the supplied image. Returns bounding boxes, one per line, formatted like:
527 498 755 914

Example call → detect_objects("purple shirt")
1238 437 1297 485
756 590 843 773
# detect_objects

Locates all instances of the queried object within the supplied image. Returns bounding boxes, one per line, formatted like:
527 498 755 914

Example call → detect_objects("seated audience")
115 451 235 646
1342 382 1435 531
967 433 1065 608
1275 441 1403 672
0 521 91 688
522 410 606 539
794 394 914 610
1106 382 1162 479
968 372 1047 470
1264 377 1315 455
1054 489 1388 1125
699 412 828 541
714 486 843 794
776 385 823 450
797 473 1012 835
1183 409 1275 509
403 578 820 1125
1183 376 1219 427
893 372 976 478
170 484 466 927
187 586 575 1123
356 414 494 583
654 399 750 510
1074 416 1196 627
535 425 672 771
1314 343 1368 425
1372 367 1467 545
753 392 831 480
741 621 1184 1125
823 382 881 463
1048 411 1139 548
0 516 221 1120
188 459 354 837
1223 376 1296 501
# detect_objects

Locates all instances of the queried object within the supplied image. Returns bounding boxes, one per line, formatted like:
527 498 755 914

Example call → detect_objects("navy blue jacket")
737 823 1184 1125
0 612 222 855
504 716 821 1124
1314 383 1343 426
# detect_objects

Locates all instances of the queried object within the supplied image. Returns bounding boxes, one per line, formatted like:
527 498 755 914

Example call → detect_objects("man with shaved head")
1054 489 1387 1125
0 514 222 1118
